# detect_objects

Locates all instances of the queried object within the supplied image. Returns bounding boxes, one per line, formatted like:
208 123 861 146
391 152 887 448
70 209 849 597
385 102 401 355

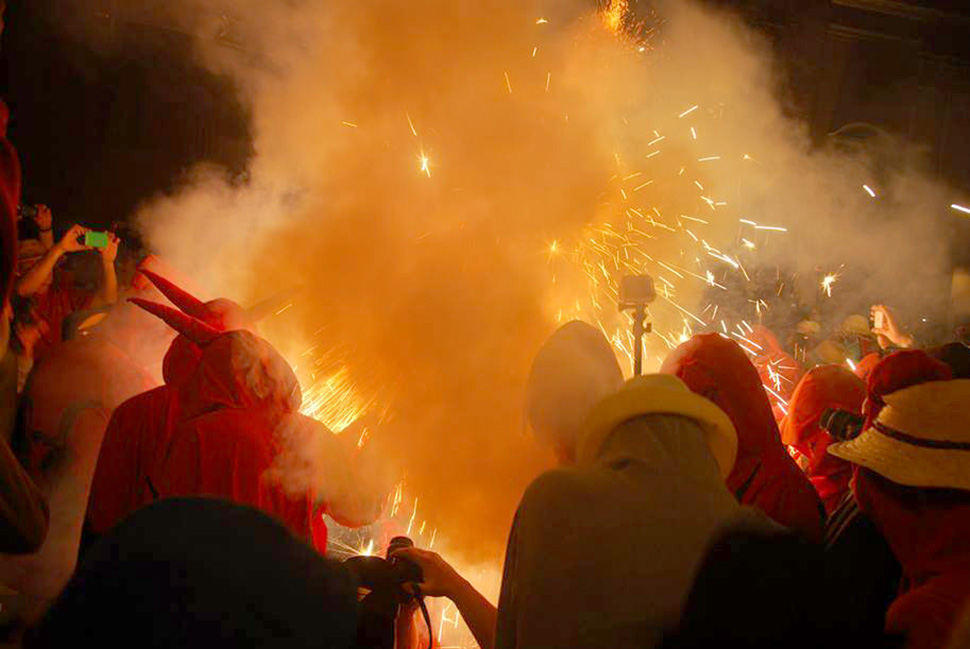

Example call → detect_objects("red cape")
856 471 970 649
662 333 824 540
781 365 864 515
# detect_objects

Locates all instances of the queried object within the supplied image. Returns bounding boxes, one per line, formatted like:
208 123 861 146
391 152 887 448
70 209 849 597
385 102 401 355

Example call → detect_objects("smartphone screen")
84 231 109 249
874 311 885 330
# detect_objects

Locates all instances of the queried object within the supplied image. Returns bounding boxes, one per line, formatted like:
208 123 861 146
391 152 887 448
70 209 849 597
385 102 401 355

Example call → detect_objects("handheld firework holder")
618 275 656 376
345 536 433 649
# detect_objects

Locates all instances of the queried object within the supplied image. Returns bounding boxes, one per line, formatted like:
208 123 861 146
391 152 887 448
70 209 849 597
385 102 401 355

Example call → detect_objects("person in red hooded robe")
854 352 882 382
748 325 805 423
131 299 385 551
830 379 970 649
780 365 865 515
823 350 955 648
87 269 300 536
661 333 824 540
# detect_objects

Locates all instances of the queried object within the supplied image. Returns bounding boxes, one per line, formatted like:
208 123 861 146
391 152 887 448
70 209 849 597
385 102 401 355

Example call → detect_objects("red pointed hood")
179 331 302 422
854 352 882 382
781 365 865 515
661 333 824 538
865 350 952 426
782 365 865 450
162 335 204 387
661 333 780 465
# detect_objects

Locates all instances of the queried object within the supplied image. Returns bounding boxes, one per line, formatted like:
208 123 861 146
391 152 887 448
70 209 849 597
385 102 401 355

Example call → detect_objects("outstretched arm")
871 304 915 350
16 224 90 297
392 547 497 649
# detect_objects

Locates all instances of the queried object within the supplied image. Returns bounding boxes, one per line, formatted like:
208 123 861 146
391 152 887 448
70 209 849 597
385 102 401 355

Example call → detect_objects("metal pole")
633 305 645 376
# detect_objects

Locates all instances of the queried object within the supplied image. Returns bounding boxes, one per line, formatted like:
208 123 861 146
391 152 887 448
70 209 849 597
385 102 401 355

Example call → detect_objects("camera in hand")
821 408 865 442
345 536 427 649
17 204 39 220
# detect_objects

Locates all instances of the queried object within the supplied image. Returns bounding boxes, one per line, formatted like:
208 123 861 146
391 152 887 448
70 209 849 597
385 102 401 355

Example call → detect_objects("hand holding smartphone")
81 231 109 249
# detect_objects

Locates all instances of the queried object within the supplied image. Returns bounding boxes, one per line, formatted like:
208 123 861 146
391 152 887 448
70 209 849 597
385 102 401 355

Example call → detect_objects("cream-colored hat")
578 374 737 478
829 379 970 490
841 314 872 337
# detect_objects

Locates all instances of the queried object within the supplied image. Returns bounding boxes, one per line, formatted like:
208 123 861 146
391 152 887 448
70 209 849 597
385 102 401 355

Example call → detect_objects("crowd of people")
4 6 970 649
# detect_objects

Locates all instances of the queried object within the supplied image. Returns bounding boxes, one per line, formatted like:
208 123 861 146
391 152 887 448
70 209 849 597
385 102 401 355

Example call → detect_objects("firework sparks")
419 152 432 177
863 184 877 198
821 273 839 297
679 104 699 118
602 0 629 34
952 204 970 216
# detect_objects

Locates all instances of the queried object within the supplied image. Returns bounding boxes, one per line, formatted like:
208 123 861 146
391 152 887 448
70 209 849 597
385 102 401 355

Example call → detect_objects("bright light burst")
419 152 432 178
602 0 629 34
821 273 839 297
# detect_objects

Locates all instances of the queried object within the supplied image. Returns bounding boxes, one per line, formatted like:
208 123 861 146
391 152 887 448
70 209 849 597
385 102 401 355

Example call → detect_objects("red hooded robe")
150 330 316 542
856 470 970 649
661 333 824 540
781 365 865 515
86 336 201 534
87 270 254 534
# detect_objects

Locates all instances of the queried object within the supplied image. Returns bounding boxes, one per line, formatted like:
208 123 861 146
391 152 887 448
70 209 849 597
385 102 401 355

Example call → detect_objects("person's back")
496 375 768 649
87 334 201 535
86 384 178 534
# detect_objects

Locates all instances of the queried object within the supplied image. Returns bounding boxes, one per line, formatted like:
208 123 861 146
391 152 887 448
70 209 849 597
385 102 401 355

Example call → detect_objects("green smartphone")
84 231 109 248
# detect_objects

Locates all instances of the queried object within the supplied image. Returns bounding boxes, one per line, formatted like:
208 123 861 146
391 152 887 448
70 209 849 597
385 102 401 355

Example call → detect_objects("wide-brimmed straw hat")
578 373 738 478
829 379 970 491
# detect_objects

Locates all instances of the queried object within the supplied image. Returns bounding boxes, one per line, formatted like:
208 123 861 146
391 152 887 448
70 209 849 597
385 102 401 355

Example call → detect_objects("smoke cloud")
55 0 958 561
